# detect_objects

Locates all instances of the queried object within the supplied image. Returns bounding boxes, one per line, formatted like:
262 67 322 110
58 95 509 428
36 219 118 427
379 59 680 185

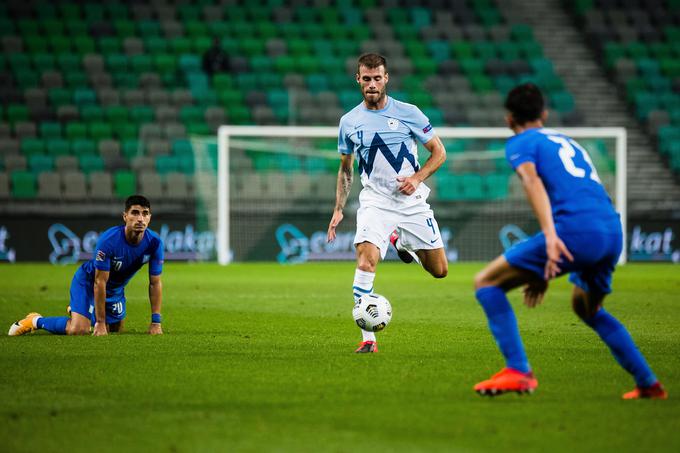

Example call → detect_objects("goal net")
213 126 626 265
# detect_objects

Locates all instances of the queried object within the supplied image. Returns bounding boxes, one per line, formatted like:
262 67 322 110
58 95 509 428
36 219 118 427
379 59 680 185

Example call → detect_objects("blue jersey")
338 96 435 209
75 225 164 302
506 128 619 233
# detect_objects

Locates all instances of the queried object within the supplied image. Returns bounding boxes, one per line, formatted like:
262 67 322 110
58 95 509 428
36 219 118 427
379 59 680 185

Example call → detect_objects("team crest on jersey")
95 250 106 261
387 118 399 130
112 257 123 271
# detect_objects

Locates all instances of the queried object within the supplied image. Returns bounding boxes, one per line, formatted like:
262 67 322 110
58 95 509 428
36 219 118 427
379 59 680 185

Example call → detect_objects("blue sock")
476 286 530 373
36 316 69 335
584 309 657 387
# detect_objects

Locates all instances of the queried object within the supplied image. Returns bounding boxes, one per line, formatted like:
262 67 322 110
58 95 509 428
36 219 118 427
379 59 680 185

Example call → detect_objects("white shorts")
354 205 444 259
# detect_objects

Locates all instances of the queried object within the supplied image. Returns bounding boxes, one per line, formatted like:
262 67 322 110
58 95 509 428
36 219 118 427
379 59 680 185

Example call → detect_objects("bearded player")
327 53 448 353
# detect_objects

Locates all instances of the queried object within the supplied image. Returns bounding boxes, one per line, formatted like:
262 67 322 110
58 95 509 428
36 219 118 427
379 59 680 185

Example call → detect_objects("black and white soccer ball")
352 293 392 332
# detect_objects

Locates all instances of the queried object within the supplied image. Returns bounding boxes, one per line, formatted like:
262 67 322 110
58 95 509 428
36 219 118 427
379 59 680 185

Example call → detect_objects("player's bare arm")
397 135 446 195
327 153 354 242
92 269 110 336
515 162 574 279
148 274 163 335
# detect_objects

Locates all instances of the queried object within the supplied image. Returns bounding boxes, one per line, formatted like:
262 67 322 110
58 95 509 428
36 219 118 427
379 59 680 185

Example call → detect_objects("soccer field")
1 262 678 452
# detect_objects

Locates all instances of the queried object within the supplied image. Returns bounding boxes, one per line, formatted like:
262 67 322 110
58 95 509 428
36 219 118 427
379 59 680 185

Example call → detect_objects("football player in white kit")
327 53 448 353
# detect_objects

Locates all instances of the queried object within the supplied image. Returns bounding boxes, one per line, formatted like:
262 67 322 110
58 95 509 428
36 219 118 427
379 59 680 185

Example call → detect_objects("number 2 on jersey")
547 135 601 183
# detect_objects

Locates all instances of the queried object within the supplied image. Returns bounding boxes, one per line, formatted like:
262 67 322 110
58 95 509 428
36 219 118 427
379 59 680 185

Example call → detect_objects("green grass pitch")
1 262 679 452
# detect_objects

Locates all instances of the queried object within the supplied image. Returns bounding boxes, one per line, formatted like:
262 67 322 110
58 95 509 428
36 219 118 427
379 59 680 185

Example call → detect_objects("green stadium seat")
452 42 474 59
28 154 54 173
99 37 121 54
105 106 128 123
122 140 142 159
81 105 104 121
275 56 296 74
114 171 137 199
72 139 97 156
89 122 113 141
485 173 509 199
65 123 88 140
46 139 70 157
131 55 153 74
156 155 179 174
130 106 154 123
460 174 485 200
11 170 37 199
179 155 195 174
33 53 56 71
179 55 201 72
114 123 138 141
73 89 97 106
510 24 534 42
57 54 81 72
21 138 46 156
79 155 104 174
212 74 234 91
64 72 88 89
40 122 61 139
7 105 29 123
172 140 193 158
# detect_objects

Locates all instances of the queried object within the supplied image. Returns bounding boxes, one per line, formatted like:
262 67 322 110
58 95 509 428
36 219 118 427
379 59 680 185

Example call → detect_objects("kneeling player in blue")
472 84 666 399
8 195 165 337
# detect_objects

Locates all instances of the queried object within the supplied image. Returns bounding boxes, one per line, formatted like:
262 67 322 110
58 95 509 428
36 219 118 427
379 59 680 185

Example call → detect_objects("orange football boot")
8 312 42 336
622 382 668 400
474 367 538 396
355 341 378 353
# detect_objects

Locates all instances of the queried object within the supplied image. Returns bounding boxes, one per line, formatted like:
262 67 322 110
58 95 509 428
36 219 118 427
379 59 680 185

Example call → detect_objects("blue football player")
472 84 666 399
8 195 165 337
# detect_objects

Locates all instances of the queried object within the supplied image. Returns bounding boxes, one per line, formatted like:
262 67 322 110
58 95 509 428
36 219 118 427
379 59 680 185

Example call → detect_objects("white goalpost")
217 126 627 265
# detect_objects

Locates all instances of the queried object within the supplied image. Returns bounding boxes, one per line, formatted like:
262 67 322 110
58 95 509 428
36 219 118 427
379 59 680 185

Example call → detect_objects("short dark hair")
357 53 387 73
504 83 545 125
125 195 151 211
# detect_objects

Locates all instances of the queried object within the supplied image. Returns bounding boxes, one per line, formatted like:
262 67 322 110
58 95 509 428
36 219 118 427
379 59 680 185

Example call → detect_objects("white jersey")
338 96 436 213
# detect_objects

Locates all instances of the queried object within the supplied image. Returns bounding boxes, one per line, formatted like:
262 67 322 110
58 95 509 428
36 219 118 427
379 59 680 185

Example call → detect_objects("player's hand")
327 209 343 243
523 279 548 308
396 175 421 195
544 234 574 280
92 322 108 336
148 323 163 335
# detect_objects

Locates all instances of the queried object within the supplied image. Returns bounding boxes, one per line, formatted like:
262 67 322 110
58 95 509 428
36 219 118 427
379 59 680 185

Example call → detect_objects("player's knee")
431 263 448 279
357 261 376 273
473 270 489 290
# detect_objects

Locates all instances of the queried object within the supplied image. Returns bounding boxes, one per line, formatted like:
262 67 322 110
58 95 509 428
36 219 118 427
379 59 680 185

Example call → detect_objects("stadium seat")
11 170 37 199
114 171 137 199
36 171 61 200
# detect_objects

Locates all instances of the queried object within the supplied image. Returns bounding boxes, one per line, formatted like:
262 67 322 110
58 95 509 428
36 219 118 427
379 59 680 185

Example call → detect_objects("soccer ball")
353 293 392 332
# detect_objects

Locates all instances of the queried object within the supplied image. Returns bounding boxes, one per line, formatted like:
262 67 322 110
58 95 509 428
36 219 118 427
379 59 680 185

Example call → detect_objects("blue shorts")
504 230 623 294
69 276 126 325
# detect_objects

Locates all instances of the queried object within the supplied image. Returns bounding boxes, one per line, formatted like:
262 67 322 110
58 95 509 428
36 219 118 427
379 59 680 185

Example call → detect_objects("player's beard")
363 87 386 109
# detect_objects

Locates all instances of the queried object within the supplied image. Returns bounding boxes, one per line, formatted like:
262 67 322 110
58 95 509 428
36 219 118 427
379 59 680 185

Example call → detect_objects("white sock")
353 269 377 342
32 316 42 329
352 269 375 303
362 330 376 342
